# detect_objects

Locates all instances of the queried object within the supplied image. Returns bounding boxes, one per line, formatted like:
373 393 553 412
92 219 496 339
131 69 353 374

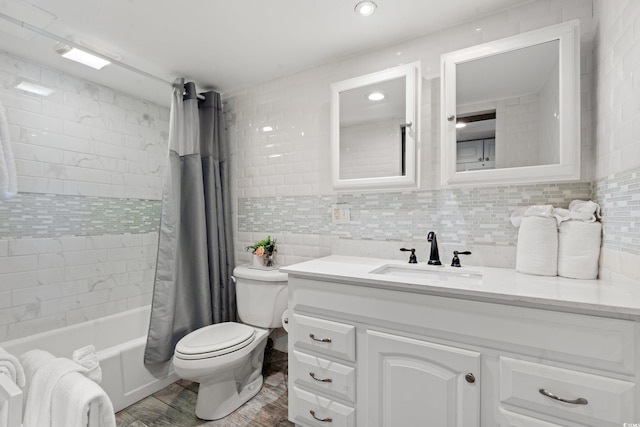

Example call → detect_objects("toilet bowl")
172 265 288 420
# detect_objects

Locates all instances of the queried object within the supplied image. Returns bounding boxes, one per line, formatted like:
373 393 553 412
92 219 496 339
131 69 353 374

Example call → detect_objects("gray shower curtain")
144 79 236 364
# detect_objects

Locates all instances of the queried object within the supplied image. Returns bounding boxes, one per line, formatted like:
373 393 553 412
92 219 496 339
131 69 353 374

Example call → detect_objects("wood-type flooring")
116 347 293 427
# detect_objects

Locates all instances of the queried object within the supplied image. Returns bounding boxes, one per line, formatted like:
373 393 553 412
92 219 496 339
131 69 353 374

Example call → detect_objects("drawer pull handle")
309 334 332 343
309 372 333 383
539 388 588 405
310 410 332 422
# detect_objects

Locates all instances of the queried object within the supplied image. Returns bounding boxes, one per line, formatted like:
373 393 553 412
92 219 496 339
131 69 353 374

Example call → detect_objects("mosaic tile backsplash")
595 166 640 255
0 193 161 238
238 181 593 247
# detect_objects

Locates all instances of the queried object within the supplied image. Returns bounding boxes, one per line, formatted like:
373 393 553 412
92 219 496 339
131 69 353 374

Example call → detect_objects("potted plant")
245 235 278 267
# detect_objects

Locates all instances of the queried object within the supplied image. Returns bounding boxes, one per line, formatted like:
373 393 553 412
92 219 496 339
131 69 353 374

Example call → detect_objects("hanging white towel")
0 99 17 200
51 372 116 427
558 221 602 279
0 347 25 388
22 357 88 427
516 216 558 276
19 349 55 412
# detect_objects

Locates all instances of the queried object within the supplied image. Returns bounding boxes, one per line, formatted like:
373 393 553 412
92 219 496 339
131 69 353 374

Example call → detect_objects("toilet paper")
281 310 289 332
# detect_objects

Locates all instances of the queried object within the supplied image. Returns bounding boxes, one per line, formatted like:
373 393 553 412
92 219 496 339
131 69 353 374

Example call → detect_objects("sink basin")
370 264 482 285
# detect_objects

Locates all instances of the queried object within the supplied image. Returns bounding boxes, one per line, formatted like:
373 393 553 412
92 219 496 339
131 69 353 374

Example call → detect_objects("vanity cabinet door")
365 330 481 427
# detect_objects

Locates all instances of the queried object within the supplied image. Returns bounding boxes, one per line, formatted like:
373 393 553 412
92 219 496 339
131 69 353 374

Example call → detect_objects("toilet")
172 265 288 420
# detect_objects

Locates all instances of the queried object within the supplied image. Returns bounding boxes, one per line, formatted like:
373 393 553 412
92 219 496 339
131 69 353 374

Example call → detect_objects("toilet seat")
174 322 256 360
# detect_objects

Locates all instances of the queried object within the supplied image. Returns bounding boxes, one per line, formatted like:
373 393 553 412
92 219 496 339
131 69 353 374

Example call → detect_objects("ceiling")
0 0 531 107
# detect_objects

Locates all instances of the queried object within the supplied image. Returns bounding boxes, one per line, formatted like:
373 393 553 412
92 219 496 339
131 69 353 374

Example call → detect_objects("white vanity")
282 256 640 427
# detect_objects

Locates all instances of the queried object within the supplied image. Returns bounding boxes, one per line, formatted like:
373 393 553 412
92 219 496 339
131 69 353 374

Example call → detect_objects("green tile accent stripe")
595 166 640 255
0 193 161 238
238 182 593 246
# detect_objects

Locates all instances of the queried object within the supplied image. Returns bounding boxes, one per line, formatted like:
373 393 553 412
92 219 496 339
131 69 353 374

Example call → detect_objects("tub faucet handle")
400 248 417 264
451 250 471 267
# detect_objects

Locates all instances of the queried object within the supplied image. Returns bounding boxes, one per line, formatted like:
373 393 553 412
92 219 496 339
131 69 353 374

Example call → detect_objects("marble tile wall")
0 51 169 340
592 0 640 279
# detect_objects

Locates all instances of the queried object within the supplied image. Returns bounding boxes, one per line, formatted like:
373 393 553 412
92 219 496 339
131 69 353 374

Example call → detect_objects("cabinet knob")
465 373 476 384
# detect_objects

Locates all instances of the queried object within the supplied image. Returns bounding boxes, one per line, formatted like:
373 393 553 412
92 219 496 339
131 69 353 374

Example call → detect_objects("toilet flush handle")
230 275 236 283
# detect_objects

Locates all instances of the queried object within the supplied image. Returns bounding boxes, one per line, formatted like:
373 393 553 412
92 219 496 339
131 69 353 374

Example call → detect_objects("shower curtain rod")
0 11 207 100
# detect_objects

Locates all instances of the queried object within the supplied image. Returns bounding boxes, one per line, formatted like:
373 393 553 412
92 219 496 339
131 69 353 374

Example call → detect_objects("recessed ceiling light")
456 122 467 128
15 81 55 96
262 126 274 132
55 45 111 70
355 1 377 17
367 92 385 101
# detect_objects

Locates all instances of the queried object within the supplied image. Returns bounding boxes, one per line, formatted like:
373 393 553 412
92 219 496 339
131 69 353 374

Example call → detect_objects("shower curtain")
144 79 236 364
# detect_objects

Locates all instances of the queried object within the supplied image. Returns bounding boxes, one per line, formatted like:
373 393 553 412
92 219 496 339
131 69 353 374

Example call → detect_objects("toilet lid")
174 323 256 360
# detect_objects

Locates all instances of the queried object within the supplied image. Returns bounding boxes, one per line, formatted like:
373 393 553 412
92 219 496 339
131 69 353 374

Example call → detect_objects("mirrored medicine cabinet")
440 20 580 186
331 62 420 190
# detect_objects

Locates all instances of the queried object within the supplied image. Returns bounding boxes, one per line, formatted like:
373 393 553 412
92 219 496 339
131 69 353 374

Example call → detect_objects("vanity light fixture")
55 45 111 70
355 1 377 17
455 122 467 128
15 80 55 96
367 92 385 101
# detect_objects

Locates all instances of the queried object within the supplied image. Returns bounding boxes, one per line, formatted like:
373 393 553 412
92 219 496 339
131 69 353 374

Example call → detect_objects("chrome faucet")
426 231 441 265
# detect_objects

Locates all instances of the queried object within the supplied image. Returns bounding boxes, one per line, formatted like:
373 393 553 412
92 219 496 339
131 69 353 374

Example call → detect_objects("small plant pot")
252 254 264 267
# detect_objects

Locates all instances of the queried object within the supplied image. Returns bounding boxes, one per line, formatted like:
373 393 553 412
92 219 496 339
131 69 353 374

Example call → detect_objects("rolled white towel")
569 199 601 219
516 216 558 276
510 204 555 227
554 200 601 225
72 344 102 384
22 357 88 427
558 221 602 279
51 372 116 427
0 347 25 387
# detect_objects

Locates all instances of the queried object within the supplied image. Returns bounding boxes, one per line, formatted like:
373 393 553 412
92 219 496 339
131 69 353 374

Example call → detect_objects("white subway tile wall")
592 0 640 276
594 0 640 179
227 0 597 265
0 51 169 340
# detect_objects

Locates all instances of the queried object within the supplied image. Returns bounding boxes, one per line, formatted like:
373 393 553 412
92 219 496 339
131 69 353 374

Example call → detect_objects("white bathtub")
2 305 177 412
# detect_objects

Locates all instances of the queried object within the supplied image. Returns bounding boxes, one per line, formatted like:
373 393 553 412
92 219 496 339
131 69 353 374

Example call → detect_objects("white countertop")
281 255 640 318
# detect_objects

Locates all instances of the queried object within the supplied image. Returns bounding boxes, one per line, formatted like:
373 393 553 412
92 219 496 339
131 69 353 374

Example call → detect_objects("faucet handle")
400 248 418 264
451 250 471 267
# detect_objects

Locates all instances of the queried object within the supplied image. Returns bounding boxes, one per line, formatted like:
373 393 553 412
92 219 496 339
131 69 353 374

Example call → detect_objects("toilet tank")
233 265 288 328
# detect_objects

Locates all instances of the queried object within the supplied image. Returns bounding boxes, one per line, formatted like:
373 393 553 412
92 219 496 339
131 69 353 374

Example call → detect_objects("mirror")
441 20 580 186
331 62 420 190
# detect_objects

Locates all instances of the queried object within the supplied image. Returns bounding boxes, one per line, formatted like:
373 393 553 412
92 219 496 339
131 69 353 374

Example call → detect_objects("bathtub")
2 305 177 412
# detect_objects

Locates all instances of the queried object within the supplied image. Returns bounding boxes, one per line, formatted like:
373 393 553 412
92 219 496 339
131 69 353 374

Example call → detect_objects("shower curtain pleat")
144 81 236 365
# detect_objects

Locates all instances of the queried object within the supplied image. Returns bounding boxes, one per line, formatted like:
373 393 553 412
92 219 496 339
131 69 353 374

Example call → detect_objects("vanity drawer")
500 357 636 427
292 386 355 427
293 314 356 361
292 350 356 402
498 408 565 427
